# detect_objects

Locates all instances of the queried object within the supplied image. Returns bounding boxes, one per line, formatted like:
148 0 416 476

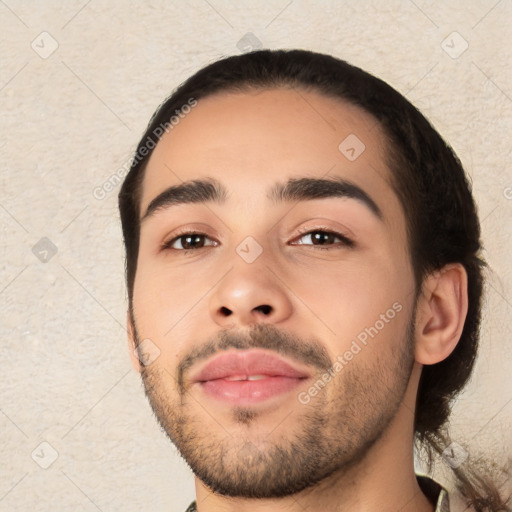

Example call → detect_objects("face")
129 88 418 498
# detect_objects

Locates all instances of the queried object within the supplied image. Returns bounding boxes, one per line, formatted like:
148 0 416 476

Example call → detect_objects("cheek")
132 261 183 339
132 281 189 373
286 250 412 351
132 255 218 348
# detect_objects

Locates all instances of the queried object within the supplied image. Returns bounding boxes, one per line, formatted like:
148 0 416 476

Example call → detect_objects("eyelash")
161 227 354 254
294 226 355 250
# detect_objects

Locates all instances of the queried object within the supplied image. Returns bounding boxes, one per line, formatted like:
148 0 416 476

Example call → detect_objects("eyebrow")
141 176 383 222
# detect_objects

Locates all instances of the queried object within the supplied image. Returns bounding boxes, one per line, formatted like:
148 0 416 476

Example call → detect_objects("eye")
161 231 217 252
160 228 354 253
292 229 354 250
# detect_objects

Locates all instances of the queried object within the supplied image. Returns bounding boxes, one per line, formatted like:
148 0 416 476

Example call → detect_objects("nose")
208 260 293 328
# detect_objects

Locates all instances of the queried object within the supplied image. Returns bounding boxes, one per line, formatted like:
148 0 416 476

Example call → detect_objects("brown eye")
162 233 216 251
293 230 354 249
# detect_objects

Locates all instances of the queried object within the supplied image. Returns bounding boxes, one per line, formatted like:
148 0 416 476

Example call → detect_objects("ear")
414 263 468 365
127 309 143 373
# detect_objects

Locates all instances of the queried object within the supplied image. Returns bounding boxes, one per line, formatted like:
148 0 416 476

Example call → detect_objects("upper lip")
191 349 313 383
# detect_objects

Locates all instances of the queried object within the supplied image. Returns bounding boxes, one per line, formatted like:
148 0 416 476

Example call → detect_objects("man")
118 50 508 511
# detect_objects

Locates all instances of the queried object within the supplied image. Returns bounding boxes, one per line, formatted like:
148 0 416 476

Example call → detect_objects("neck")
194 363 434 512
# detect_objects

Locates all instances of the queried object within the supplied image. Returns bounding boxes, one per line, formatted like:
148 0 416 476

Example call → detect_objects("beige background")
1 1 511 510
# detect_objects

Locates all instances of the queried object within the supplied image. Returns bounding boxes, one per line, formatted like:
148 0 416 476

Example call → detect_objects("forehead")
139 88 400 220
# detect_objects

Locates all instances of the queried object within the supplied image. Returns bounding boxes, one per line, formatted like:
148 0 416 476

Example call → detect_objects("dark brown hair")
119 49 509 510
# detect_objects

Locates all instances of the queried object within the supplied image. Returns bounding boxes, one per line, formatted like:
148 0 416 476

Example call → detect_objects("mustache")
177 323 333 393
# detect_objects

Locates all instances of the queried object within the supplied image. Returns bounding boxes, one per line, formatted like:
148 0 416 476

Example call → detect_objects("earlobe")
127 309 143 373
414 263 468 365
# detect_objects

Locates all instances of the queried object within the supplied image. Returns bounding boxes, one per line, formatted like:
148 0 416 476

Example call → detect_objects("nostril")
255 305 272 315
220 306 232 316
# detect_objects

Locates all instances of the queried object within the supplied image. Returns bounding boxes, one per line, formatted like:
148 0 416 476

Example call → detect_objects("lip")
190 349 313 405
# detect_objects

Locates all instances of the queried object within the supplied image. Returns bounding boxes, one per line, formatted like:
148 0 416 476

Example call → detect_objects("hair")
118 49 509 510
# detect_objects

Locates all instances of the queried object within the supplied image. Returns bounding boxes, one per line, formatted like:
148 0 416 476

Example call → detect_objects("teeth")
224 375 268 381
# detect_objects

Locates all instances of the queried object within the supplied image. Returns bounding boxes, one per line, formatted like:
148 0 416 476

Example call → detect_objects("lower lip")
198 376 306 405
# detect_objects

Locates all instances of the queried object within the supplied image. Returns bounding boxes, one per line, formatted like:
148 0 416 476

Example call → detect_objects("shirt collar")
416 473 450 511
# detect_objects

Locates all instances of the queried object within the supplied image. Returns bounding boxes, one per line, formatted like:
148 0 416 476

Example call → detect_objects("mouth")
190 349 313 405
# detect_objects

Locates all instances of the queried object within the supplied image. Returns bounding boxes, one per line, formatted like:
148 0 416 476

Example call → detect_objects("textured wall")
1 1 511 510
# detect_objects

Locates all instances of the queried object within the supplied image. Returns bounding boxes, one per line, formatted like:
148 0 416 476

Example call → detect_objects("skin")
127 87 468 511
